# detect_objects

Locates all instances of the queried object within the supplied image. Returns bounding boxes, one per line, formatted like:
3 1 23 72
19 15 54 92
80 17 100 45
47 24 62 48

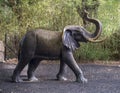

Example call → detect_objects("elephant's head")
62 10 105 51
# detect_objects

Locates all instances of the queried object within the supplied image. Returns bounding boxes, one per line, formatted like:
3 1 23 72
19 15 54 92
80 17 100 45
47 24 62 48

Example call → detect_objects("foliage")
0 0 120 61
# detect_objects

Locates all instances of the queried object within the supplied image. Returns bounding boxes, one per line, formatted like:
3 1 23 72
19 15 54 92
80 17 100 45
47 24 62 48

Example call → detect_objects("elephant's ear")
62 29 80 51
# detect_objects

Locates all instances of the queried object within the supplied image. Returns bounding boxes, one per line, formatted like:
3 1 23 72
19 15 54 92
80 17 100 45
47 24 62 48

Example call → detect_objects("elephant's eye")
76 31 82 36
73 33 82 40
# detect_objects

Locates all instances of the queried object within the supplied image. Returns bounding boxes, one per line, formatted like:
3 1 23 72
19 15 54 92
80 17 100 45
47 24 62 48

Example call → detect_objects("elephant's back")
35 29 62 46
35 29 62 40
34 29 63 59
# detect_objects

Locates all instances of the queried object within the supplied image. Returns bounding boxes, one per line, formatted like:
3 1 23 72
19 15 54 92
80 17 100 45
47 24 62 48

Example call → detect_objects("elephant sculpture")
12 10 104 83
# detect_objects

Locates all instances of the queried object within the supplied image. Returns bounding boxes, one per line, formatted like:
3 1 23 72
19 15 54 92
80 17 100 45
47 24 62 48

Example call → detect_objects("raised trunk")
83 10 102 40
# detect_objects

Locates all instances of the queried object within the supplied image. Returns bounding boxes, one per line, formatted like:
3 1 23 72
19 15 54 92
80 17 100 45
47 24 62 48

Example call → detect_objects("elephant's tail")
18 47 20 62
18 36 25 62
17 43 21 62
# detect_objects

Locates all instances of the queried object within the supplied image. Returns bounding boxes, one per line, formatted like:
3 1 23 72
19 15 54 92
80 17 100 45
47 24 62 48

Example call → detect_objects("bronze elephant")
12 10 104 83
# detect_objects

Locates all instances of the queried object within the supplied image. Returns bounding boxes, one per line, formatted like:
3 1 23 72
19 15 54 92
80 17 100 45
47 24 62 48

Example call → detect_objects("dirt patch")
4 58 120 67
79 60 120 66
5 58 18 64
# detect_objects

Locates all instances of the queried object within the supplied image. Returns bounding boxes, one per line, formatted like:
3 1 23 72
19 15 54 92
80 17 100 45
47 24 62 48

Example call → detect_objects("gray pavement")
0 62 120 93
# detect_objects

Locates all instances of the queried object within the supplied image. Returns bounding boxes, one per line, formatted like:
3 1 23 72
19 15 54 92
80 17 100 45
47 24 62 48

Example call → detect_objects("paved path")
0 62 120 93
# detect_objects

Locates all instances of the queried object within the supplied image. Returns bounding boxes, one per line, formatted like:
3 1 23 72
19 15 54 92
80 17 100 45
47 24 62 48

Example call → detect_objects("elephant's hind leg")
12 57 32 83
27 58 41 82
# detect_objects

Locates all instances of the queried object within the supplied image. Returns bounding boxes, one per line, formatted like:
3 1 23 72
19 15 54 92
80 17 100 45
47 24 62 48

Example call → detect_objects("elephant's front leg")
56 59 67 81
62 50 88 83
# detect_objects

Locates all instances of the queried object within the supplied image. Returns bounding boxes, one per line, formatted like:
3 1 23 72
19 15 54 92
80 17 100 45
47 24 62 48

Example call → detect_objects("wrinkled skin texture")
12 11 103 83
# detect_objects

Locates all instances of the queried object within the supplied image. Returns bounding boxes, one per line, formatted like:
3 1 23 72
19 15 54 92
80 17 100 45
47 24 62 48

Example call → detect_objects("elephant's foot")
56 74 67 81
12 75 23 83
76 75 88 83
28 76 38 82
